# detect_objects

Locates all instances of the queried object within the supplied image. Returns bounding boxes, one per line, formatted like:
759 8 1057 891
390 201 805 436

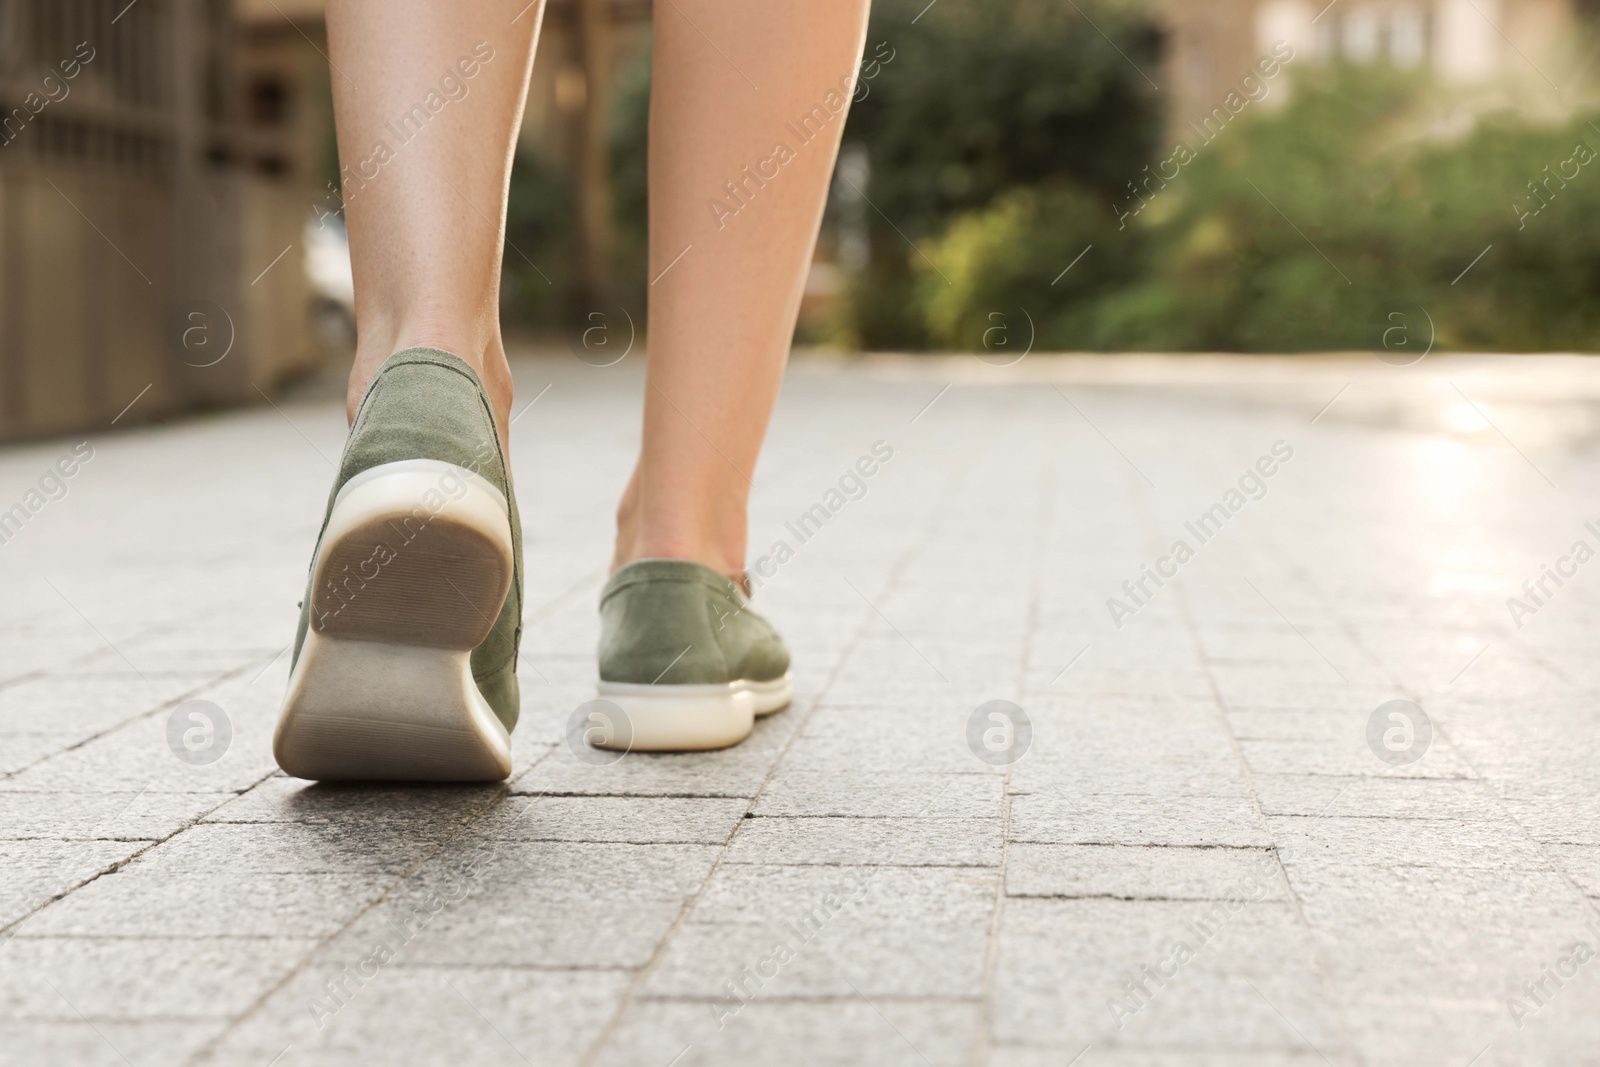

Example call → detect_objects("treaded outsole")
274 460 515 782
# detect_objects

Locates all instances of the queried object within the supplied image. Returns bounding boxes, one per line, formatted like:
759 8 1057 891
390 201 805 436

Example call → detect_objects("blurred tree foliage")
920 65 1600 351
513 1 1600 352
837 0 1164 347
596 0 1163 347
502 148 576 326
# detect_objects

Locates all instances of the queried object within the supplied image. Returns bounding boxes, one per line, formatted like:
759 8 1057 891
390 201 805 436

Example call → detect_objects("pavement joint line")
1129 467 1362 1063
15 357 1600 1061
0 769 277 951
0 650 273 785
1235 517 1600 1059
180 751 561 1067
977 449 1054 1067
576 440 977 1067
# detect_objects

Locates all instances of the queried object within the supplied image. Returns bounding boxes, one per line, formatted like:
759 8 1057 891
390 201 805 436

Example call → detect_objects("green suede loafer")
594 558 791 751
273 347 523 782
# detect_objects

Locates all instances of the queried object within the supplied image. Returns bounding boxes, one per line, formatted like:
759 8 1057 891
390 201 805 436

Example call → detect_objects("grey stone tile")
0 1020 220 1067
753 771 1003 818
1266 815 1547 871
357 840 720 968
9 353 1600 1063
0 840 152 929
15 861 391 939
0 734 73 777
1237 737 1473 778
779 706 995 774
476 794 747 844
992 897 1337 1049
0 675 201 744
645 864 996 999
0 684 280 795
0 790 226 841
1251 774 1502 820
1008 793 1272 848
1006 843 1291 901
127 822 443 875
202 775 503 829
725 816 1002 867
204 965 630 1067
0 936 317 1019
517 713 801 798
593 997 981 1067
990 1048 1339 1067
1546 844 1600 897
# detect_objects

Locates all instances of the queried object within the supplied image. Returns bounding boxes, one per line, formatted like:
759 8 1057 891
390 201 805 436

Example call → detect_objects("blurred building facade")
1163 0 1579 133
0 0 649 442
0 0 326 442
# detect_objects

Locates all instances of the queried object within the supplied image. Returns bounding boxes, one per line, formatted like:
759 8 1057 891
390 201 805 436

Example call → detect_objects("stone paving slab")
4 352 1600 1066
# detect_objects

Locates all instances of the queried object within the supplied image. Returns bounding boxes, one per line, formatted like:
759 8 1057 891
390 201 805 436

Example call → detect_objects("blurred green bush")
906 64 1600 352
836 0 1164 348
513 0 1600 353
502 147 576 326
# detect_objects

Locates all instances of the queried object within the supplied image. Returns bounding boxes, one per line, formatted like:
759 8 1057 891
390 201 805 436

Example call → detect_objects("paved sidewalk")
3 350 1600 1067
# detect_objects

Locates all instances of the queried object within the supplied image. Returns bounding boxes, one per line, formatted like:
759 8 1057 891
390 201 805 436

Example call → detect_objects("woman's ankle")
611 478 748 580
345 326 515 449
612 530 747 583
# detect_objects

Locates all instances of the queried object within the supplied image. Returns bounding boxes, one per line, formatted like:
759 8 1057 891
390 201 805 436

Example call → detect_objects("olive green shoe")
594 559 791 751
273 347 523 782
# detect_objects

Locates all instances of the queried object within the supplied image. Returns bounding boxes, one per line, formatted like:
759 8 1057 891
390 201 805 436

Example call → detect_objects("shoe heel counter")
598 582 730 685
345 360 503 486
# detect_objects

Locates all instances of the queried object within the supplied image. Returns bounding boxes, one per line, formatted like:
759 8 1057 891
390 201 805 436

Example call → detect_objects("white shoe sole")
274 459 515 782
593 673 792 752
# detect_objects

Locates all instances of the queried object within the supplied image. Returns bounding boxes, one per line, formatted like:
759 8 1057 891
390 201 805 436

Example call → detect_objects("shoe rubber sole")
274 459 515 782
593 673 791 752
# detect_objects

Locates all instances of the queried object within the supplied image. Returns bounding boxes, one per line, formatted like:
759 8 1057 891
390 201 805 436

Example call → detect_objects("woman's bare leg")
326 0 543 445
612 0 872 578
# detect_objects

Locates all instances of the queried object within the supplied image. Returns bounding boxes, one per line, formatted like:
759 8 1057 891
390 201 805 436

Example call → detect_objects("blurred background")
0 0 1596 442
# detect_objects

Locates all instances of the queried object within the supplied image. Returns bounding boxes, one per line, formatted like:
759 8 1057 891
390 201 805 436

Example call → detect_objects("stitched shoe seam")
601 572 742 605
